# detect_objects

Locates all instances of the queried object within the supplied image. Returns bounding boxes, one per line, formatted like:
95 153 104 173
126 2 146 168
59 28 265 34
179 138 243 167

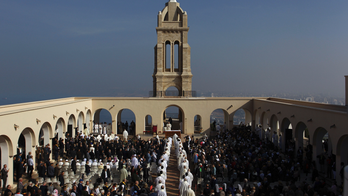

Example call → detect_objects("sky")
1 0 348 105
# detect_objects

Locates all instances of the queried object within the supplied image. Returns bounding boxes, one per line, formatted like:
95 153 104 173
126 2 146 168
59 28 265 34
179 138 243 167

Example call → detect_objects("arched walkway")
295 122 309 154
145 115 152 133
210 108 228 132
0 135 14 186
233 109 245 125
55 118 65 139
336 134 348 184
280 118 293 152
163 105 185 133
117 109 136 136
77 112 85 134
67 114 76 138
18 128 36 161
194 115 202 133
39 122 53 147
94 109 112 135
313 127 332 173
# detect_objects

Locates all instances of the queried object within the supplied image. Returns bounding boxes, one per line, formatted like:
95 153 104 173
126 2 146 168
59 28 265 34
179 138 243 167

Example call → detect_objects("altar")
164 130 181 138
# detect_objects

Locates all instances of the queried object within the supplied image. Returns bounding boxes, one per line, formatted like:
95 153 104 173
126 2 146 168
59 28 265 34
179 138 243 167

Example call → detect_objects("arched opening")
18 128 35 162
174 41 179 71
86 110 92 134
194 115 202 133
313 127 332 174
67 114 76 138
145 115 153 134
55 118 65 139
210 109 228 132
77 112 85 134
269 115 280 145
0 135 13 185
165 86 180 97
165 41 171 71
336 135 348 183
163 105 184 133
94 109 112 135
39 122 53 147
233 109 245 125
295 122 309 154
280 118 293 152
117 109 136 136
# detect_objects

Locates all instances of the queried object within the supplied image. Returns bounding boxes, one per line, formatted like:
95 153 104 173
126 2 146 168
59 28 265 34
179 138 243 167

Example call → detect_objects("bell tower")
153 0 193 97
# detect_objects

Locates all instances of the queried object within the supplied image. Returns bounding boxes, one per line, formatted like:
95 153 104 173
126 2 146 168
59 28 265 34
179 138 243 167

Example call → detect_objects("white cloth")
179 181 189 196
155 176 165 185
131 156 139 168
123 130 128 140
158 189 167 196
187 188 195 196
155 183 166 192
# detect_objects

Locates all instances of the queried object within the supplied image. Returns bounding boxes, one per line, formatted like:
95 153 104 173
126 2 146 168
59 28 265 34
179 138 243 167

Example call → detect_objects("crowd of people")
187 125 344 196
1 123 346 196
1 130 182 196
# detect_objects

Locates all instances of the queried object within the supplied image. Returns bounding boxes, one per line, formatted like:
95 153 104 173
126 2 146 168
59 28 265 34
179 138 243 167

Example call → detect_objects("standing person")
47 163 55 178
120 165 128 183
27 155 34 179
59 171 65 187
71 157 77 174
17 178 24 194
1 164 9 188
85 161 91 177
4 185 13 196
101 166 110 183
16 157 24 182
123 130 128 141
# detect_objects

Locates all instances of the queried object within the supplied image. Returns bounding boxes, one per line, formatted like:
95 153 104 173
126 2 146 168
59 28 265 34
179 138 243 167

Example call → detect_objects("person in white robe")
160 159 167 169
187 169 194 186
158 186 166 196
155 181 166 192
123 129 128 141
131 154 139 168
99 124 103 134
178 178 184 192
104 134 109 141
186 186 195 196
163 153 169 163
166 122 172 131
90 145 95 153
179 179 189 196
96 135 102 142
180 168 187 181
155 174 166 185
184 175 192 188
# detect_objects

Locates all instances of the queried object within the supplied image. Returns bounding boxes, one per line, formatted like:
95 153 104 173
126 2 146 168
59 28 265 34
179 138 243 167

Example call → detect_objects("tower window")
165 41 171 71
174 41 179 71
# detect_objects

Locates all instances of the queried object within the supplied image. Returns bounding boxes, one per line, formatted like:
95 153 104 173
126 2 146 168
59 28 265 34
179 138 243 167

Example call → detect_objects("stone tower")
153 0 193 97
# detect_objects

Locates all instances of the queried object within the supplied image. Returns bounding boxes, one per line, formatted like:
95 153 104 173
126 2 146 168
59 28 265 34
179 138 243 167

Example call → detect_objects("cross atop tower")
152 0 193 97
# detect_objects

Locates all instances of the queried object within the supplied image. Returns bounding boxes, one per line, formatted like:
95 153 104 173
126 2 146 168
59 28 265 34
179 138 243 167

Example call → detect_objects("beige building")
0 0 347 187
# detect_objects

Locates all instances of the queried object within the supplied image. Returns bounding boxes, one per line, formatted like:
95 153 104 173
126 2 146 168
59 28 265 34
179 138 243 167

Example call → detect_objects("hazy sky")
1 0 347 104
